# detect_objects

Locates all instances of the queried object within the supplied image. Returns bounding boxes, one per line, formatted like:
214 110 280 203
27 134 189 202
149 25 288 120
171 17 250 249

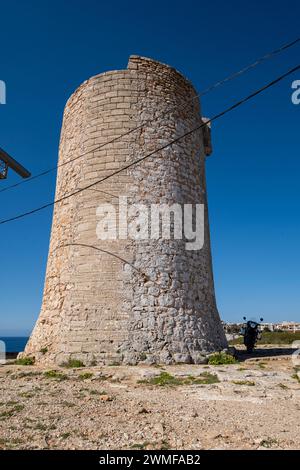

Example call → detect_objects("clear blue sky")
0 0 299 335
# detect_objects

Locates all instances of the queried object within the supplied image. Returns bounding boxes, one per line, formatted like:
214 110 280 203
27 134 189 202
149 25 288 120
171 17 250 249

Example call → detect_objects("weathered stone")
173 353 192 364
191 352 209 365
21 55 227 366
222 347 237 357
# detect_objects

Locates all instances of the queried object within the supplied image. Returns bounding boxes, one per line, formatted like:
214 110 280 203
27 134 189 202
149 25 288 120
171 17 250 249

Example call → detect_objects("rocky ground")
0 345 299 450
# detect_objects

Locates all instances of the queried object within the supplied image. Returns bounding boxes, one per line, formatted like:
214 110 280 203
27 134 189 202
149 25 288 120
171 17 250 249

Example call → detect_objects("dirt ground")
0 345 299 450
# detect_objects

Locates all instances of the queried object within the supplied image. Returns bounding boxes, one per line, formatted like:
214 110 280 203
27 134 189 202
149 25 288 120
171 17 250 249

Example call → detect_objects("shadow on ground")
236 347 296 361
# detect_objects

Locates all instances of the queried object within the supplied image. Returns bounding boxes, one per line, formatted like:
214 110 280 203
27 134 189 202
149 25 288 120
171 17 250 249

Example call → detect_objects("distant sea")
0 337 29 353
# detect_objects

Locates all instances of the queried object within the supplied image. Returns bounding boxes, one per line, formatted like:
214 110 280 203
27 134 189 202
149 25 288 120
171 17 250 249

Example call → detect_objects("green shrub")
89 389 107 395
139 371 219 387
15 356 35 366
208 352 237 365
139 372 182 386
130 442 152 450
192 372 220 385
79 372 93 380
0 404 24 419
292 373 300 383
61 359 85 368
34 423 49 431
258 362 266 369
278 383 289 389
44 370 68 380
260 438 278 448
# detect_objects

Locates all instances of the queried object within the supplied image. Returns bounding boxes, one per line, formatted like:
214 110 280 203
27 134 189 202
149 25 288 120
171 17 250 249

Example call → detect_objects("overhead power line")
0 63 299 227
0 37 299 195
54 243 160 284
199 37 300 96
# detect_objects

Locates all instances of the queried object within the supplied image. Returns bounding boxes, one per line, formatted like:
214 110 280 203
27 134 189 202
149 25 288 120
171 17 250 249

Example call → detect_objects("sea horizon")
0 336 29 352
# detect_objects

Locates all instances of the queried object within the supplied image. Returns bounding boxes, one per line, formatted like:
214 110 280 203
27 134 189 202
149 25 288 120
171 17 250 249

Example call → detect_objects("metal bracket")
0 147 31 180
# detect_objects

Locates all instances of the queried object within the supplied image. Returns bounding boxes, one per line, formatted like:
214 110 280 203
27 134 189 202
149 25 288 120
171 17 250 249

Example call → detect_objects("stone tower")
23 56 227 365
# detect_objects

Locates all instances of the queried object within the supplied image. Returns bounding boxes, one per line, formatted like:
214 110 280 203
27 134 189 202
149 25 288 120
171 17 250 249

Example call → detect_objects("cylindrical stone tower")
23 56 227 365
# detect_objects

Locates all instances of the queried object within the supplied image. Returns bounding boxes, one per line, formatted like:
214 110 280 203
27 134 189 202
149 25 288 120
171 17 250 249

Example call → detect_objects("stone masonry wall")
23 56 227 365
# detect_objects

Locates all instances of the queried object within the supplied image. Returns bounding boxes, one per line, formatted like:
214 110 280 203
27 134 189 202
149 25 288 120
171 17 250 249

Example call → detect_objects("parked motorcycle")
241 317 264 353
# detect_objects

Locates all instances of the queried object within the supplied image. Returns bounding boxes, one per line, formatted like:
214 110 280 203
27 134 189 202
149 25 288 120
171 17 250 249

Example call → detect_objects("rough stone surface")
22 56 227 365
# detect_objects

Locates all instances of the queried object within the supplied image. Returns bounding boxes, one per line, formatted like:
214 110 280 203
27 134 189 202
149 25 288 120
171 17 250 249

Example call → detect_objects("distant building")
223 321 300 334
274 322 300 332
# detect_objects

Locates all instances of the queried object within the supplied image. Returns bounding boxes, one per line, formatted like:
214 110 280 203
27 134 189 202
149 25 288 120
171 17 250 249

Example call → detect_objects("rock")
99 395 113 402
222 347 236 357
173 353 192 364
159 350 172 364
139 369 161 379
142 355 157 365
153 422 164 436
123 352 139 366
191 353 209 364
245 371 264 378
112 372 127 382
138 407 150 414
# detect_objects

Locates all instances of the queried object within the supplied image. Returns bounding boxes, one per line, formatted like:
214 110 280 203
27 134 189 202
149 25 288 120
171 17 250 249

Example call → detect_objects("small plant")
139 371 219 387
0 404 25 419
89 389 107 395
208 352 237 365
10 404 24 412
192 372 220 385
61 432 71 439
40 347 48 355
0 438 23 448
160 440 171 450
12 371 40 378
139 372 183 386
278 383 289 389
19 392 35 398
44 370 68 380
258 362 266 369
260 438 278 448
232 380 255 386
61 359 85 368
0 410 14 419
15 356 35 366
79 372 93 380
292 373 300 383
34 422 48 431
60 401 75 408
130 442 152 450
